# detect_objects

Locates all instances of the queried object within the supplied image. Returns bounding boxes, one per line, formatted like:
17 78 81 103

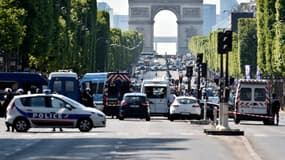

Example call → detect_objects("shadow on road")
2 137 190 160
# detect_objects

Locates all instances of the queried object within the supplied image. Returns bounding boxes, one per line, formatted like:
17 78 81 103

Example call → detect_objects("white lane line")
241 136 263 160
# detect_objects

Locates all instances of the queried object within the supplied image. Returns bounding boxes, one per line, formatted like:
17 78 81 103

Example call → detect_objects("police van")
234 79 274 125
5 93 106 132
48 70 80 101
141 79 170 116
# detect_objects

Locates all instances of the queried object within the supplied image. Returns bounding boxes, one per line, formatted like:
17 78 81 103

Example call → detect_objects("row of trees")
188 0 285 78
0 0 143 75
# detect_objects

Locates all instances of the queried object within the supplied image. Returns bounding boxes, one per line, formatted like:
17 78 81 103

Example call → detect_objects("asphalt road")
2 115 283 160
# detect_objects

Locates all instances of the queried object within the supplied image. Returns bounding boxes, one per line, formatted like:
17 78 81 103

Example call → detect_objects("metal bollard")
213 106 218 127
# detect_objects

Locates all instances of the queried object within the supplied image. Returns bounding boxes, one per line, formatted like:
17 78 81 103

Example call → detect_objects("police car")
5 93 106 132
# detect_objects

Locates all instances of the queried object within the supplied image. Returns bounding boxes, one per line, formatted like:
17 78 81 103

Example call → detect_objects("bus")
0 72 47 100
48 71 80 101
80 72 108 110
103 72 131 117
141 79 170 116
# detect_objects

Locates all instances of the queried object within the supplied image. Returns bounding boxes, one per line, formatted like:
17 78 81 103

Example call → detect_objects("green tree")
238 18 257 77
96 10 110 72
274 0 285 76
0 0 26 56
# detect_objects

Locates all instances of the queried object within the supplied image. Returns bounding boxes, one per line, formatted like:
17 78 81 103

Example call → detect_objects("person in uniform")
272 93 281 126
2 88 14 132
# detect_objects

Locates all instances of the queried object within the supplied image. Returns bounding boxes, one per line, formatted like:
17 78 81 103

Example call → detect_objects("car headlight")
96 113 104 117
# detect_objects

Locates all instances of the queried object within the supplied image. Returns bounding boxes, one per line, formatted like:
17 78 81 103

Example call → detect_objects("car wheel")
263 119 274 125
119 116 124 120
78 118 93 132
169 115 174 121
234 118 240 124
146 116 151 121
14 118 29 132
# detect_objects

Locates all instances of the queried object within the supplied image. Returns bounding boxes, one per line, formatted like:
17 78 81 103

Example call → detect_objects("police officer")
16 88 24 95
2 88 14 132
272 93 281 126
80 88 94 107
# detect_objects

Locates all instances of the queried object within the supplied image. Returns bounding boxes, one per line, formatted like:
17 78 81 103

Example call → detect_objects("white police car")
5 93 106 132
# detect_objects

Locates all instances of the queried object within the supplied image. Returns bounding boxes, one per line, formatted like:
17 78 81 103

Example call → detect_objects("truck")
103 72 131 117
234 79 274 125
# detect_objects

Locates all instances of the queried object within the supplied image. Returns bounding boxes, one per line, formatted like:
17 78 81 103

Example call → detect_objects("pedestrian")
2 88 14 132
80 88 94 107
272 93 281 126
52 127 63 132
16 88 24 95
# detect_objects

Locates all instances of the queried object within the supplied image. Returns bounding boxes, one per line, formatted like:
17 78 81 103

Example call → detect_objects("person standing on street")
272 93 281 126
2 88 14 132
80 88 94 108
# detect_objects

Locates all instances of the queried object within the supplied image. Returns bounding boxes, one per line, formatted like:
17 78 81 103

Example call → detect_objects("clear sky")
97 0 250 14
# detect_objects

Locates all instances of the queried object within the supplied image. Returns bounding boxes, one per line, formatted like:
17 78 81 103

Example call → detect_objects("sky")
97 0 251 15
97 0 250 54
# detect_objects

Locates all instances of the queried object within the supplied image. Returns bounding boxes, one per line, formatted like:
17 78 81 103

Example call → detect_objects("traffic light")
223 30 232 52
196 53 203 64
200 63 207 77
186 66 193 77
217 30 232 54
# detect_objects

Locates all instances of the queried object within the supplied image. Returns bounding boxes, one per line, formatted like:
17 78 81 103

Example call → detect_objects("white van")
141 79 170 116
234 79 273 125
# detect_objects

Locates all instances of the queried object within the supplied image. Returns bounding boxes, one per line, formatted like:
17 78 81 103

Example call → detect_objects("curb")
204 128 244 136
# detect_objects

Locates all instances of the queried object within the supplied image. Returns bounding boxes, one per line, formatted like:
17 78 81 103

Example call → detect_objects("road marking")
241 136 263 160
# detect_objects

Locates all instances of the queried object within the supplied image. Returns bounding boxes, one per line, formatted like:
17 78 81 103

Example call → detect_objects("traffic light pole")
197 64 201 99
205 29 243 135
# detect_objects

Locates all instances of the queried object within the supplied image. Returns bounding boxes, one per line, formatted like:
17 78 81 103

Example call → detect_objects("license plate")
108 102 116 106
130 105 139 108
181 112 190 115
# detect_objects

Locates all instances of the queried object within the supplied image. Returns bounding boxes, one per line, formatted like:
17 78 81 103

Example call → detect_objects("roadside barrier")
226 111 274 119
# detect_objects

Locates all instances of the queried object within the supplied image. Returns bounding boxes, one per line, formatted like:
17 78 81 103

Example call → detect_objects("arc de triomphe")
128 0 203 55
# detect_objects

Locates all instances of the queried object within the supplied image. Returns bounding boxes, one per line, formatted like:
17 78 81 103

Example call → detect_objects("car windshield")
125 96 146 103
208 97 220 104
58 95 86 109
177 98 197 104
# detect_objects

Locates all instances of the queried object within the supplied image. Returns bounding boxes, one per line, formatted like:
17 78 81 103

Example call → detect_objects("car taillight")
172 104 179 108
192 105 200 108
141 102 149 107
121 101 128 106
8 102 15 112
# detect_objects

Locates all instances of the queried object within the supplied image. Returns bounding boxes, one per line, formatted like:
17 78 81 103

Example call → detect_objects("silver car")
5 93 106 132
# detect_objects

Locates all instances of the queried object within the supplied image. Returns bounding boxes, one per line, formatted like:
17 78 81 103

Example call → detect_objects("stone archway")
128 0 203 55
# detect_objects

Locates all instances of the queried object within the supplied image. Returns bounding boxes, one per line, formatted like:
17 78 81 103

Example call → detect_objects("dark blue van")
48 71 80 101
0 72 48 100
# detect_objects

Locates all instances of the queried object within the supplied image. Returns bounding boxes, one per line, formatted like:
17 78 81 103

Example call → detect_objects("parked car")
169 96 202 121
5 93 106 132
118 93 150 121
